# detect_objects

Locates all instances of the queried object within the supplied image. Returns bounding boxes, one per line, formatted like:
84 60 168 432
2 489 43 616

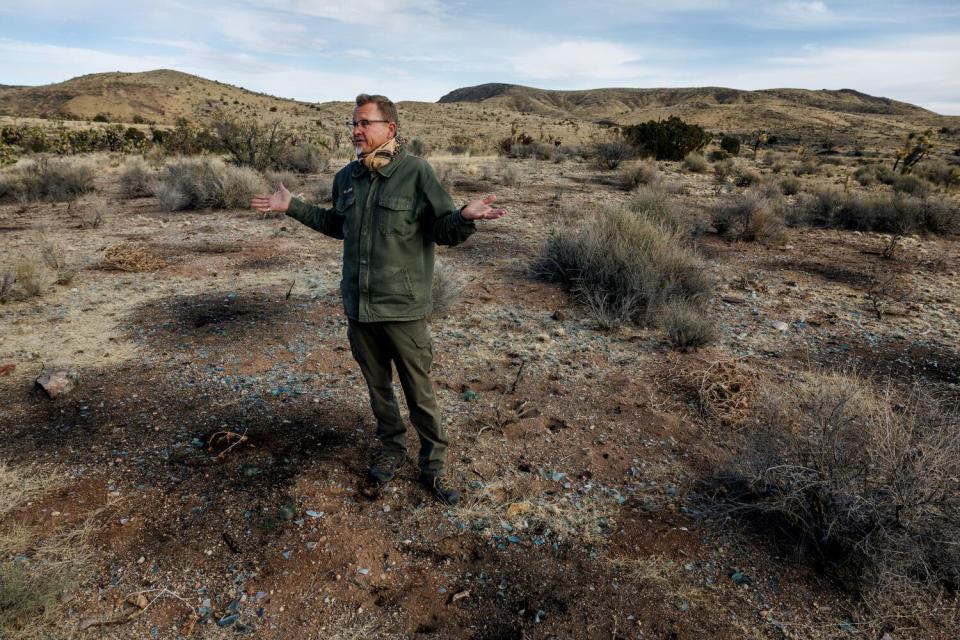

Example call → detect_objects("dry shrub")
2 157 96 202
733 165 762 187
532 191 713 330
100 243 166 272
0 463 92 639
428 260 465 321
155 157 266 211
779 176 801 195
76 194 107 229
657 299 718 352
619 158 659 190
14 260 44 299
284 142 329 174
918 159 958 187
791 159 820 176
498 162 520 187
711 190 785 243
39 237 74 285
682 152 708 173
118 156 155 199
793 188 959 235
709 372 960 629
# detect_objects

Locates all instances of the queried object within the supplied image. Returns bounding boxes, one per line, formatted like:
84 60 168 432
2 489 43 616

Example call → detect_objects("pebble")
217 614 240 627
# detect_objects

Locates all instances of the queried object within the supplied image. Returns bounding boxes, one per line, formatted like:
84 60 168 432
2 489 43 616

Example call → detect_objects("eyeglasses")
346 119 390 130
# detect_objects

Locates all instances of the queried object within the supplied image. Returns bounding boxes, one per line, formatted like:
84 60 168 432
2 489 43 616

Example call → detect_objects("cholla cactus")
893 129 933 174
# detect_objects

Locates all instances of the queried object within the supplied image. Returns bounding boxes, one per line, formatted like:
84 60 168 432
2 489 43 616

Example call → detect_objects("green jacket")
285 150 476 322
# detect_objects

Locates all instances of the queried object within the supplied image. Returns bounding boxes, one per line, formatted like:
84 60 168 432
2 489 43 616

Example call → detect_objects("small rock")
772 321 790 332
730 570 752 586
551 310 565 321
216 613 239 627
277 505 295 521
35 368 76 398
461 389 479 402
305 510 324 519
357 568 370 575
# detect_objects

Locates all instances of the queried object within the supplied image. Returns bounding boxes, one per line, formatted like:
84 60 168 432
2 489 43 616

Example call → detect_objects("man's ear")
388 122 398 138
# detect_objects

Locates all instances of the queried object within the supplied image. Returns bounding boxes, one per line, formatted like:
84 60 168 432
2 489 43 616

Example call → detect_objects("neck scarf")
359 135 404 171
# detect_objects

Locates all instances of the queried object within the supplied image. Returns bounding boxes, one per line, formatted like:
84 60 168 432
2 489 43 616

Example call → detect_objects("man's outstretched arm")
422 166 507 246
251 183 345 240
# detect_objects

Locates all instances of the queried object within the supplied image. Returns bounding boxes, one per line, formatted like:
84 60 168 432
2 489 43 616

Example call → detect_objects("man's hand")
250 183 292 214
461 194 507 221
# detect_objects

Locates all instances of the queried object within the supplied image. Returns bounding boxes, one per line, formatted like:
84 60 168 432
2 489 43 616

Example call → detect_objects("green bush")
532 191 713 329
622 116 710 161
720 136 741 156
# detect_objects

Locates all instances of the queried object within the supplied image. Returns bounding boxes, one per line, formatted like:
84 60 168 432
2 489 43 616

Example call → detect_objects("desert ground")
2 93 960 640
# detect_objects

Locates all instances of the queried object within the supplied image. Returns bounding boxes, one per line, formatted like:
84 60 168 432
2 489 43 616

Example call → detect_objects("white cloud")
510 41 647 81
0 38 178 85
711 33 960 113
211 8 311 54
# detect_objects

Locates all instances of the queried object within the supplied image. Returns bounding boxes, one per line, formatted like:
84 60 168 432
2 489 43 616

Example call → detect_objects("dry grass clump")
155 157 267 211
711 190 785 243
428 259 465 321
778 176 801 195
118 156 155 199
0 463 93 639
682 152 708 173
0 157 96 202
1 238 76 302
709 372 960 630
284 142 329 174
497 161 520 187
100 243 166 272
619 159 659 190
658 299 718 352
532 189 713 336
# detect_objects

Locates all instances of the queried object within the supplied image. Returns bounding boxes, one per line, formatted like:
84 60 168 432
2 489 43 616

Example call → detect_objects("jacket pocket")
378 195 415 236
336 190 356 213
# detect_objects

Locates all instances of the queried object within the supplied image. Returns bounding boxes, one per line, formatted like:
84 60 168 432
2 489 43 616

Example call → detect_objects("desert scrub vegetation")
622 116 710 161
532 187 715 346
590 140 632 170
155 157 267 211
711 190 785 243
619 159 659 190
707 373 960 630
0 157 96 202
681 152 708 173
118 156 155 199
0 463 94 639
792 188 960 235
428 259 465 321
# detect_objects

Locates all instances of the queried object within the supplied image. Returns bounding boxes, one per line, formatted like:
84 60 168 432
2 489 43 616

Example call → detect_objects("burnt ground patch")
0 361 365 494
125 289 335 348
765 257 874 288
808 336 960 386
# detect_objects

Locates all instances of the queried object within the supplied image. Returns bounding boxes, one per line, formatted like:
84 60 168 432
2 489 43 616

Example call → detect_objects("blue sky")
1 1 958 114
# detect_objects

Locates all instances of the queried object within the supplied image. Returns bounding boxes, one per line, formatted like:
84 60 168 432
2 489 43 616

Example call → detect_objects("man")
251 94 506 506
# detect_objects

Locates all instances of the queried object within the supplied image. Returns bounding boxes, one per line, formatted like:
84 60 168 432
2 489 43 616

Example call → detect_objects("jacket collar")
351 149 407 179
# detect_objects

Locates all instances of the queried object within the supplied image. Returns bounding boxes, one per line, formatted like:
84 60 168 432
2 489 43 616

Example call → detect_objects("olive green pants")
346 318 448 474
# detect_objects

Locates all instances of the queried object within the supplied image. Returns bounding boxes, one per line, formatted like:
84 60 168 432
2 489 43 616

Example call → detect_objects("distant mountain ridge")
437 83 934 120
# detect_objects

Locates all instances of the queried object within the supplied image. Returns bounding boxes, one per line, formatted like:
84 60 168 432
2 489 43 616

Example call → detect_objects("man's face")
352 102 396 155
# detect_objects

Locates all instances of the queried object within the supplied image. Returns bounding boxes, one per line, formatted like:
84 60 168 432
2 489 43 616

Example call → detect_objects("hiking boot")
419 472 460 506
369 451 405 485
